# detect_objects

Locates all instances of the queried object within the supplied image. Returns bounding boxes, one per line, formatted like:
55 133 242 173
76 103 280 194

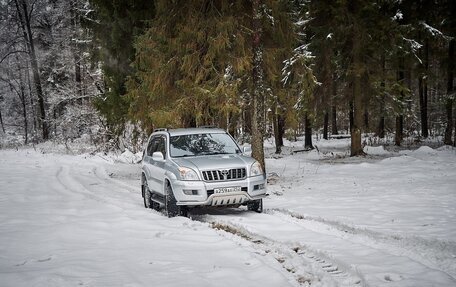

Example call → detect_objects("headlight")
178 167 199 181
250 161 263 177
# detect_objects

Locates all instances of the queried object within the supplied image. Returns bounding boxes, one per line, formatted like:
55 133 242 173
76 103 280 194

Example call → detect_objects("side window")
147 136 167 159
156 137 167 159
147 137 158 157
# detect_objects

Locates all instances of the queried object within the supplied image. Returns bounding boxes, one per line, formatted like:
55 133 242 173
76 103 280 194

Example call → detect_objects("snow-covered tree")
0 0 104 144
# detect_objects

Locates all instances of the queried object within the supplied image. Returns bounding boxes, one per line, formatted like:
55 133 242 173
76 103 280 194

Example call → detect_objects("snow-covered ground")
0 139 455 287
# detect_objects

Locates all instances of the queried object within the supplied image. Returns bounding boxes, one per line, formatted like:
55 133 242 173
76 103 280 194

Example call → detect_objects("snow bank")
363 145 389 155
412 145 437 155
115 149 142 164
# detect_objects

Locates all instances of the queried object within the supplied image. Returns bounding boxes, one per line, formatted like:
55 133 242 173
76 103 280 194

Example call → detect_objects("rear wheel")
247 199 263 213
165 182 188 218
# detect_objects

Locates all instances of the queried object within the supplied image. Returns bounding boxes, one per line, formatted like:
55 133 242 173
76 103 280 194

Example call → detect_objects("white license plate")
214 186 241 194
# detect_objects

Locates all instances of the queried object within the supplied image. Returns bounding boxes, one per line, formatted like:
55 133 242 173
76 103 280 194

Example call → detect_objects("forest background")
0 0 455 167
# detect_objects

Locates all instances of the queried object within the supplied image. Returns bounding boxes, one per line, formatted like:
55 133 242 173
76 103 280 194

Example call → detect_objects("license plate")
214 186 241 194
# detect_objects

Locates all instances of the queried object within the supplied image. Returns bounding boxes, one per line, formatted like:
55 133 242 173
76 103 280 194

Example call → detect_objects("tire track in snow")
55 163 139 212
55 164 116 206
269 208 456 280
193 215 365 287
56 158 455 285
192 210 456 286
91 165 139 194
55 166 86 200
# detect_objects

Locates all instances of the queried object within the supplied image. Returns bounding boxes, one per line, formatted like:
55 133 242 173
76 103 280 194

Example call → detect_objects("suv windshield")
170 133 241 158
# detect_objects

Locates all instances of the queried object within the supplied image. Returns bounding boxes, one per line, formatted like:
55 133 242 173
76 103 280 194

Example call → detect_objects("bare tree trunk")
251 0 265 170
331 105 338 135
70 1 83 100
349 101 354 133
323 110 329 140
419 38 429 138
418 78 428 138
331 75 338 135
243 105 251 136
320 42 332 141
444 99 454 145
304 112 313 150
395 115 403 146
454 119 456 147
272 103 279 153
395 57 405 146
377 54 386 138
277 114 284 146
444 39 454 145
350 18 364 156
20 82 28 144
378 116 385 138
24 60 37 134
273 103 285 154
14 0 48 140
351 78 364 155
0 107 5 133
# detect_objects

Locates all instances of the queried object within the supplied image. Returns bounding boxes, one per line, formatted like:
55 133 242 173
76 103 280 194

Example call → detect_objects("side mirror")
152 151 165 162
242 146 252 155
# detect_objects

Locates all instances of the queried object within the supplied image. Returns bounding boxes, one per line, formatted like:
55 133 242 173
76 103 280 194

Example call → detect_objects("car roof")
154 128 227 137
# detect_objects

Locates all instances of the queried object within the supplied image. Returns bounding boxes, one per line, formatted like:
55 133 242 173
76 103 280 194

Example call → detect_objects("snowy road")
1 145 455 286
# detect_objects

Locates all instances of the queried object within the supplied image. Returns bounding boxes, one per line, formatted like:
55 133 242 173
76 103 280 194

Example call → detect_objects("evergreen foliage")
128 0 252 132
1 0 454 154
89 0 155 134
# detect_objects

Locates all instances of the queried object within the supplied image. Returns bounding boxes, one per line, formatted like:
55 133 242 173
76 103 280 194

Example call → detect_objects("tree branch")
0 50 28 64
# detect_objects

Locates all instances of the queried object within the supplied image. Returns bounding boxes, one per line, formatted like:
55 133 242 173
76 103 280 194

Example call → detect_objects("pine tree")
308 0 338 141
89 0 155 135
128 1 252 131
261 0 301 154
249 0 297 166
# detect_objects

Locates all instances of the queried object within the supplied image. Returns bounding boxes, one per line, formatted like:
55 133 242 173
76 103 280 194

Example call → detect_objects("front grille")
202 168 246 182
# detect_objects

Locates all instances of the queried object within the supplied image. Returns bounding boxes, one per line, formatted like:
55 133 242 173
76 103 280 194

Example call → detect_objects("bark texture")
251 0 265 170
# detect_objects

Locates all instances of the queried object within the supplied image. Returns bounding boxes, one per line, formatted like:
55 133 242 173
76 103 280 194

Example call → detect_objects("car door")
144 135 167 195
143 136 158 192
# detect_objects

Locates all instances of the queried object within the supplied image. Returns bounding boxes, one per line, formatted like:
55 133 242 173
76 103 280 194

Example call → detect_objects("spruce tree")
89 0 155 134
128 0 253 132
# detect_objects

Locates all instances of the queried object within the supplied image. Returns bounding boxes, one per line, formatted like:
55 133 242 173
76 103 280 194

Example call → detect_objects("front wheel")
165 182 188 218
143 180 160 211
143 181 152 209
247 199 263 213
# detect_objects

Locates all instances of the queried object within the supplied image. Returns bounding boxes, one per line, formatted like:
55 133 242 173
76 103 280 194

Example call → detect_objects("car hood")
172 154 255 171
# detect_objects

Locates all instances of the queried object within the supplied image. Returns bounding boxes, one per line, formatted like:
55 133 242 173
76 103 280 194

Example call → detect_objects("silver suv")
141 128 267 217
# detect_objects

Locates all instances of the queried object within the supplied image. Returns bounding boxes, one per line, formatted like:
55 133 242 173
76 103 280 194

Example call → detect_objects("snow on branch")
402 37 423 51
392 10 403 21
420 22 453 41
281 43 313 86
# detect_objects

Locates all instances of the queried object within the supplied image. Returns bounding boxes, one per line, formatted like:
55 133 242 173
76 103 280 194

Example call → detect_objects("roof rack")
198 125 219 129
153 128 168 132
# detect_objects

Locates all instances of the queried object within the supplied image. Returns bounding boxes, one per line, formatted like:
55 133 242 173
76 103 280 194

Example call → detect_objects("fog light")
253 184 265 190
183 189 198 195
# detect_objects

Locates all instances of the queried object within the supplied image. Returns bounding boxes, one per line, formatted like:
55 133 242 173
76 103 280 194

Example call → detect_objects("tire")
165 182 188 218
152 201 161 211
143 180 152 209
247 199 263 213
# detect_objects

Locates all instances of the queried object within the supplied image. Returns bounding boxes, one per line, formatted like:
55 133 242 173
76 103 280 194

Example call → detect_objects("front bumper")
171 175 267 206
